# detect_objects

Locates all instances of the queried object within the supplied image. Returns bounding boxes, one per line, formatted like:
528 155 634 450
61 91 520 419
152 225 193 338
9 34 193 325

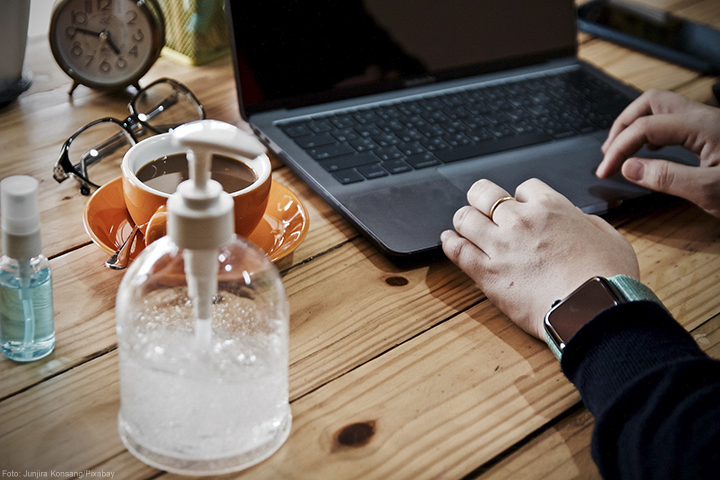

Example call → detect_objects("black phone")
577 0 720 75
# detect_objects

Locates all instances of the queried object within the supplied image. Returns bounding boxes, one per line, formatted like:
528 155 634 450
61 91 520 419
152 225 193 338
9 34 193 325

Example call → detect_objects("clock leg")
68 81 79 96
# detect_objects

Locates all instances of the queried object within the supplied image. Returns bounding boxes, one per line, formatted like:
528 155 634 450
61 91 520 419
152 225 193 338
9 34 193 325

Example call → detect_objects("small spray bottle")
115 121 291 476
0 176 55 362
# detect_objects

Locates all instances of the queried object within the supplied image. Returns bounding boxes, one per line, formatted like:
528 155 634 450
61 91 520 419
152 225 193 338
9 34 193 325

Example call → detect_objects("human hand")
441 179 640 339
597 89 720 217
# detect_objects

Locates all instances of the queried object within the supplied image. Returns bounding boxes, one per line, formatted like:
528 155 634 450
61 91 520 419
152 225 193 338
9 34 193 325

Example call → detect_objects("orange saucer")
83 177 309 264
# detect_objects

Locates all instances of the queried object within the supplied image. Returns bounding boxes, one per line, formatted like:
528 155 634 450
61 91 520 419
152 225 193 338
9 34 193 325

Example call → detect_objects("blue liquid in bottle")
0 257 55 362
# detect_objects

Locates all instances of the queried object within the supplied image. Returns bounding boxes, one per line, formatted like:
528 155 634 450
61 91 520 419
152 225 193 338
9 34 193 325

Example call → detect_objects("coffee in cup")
121 121 271 244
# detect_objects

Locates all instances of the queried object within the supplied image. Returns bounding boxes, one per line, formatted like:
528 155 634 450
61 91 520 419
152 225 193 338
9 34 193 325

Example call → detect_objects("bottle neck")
2 228 41 261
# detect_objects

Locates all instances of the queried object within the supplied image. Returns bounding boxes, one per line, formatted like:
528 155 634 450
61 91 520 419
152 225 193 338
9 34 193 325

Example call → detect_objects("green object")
159 0 230 65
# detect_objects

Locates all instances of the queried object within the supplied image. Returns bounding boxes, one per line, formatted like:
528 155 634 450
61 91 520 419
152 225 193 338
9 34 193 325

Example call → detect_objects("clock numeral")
71 10 88 25
133 29 144 42
116 57 127 69
126 10 137 25
85 54 94 66
97 0 111 11
100 60 111 73
71 41 83 57
128 45 138 57
65 26 77 39
84 0 92 14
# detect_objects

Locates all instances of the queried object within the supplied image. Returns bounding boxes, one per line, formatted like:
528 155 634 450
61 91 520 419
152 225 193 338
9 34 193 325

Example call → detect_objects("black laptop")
225 0 695 259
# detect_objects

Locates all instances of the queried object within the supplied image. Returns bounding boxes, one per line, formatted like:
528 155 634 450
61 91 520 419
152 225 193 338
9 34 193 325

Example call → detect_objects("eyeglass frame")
53 78 205 195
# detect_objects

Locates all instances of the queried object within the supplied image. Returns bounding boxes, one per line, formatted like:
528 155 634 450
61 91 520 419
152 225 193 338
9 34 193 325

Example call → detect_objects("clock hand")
103 31 122 55
75 27 103 37
98 31 121 55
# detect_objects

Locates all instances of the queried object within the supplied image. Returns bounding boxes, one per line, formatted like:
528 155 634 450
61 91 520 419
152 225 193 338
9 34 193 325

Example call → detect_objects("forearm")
561 302 720 479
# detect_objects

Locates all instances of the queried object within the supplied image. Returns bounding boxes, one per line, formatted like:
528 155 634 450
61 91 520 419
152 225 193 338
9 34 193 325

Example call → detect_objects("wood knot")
335 421 376 448
385 276 409 287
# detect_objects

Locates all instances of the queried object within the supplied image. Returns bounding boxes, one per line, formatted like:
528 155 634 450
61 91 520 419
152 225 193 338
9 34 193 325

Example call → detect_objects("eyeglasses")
53 78 205 195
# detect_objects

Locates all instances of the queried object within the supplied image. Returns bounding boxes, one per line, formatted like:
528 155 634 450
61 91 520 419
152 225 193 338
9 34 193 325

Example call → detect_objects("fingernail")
440 230 450 242
623 159 644 181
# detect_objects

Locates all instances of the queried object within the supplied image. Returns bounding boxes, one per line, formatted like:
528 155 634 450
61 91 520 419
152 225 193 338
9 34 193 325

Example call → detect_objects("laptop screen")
227 0 577 115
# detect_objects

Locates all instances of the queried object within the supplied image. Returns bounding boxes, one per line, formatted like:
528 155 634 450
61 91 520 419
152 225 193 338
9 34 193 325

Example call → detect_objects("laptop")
225 0 696 260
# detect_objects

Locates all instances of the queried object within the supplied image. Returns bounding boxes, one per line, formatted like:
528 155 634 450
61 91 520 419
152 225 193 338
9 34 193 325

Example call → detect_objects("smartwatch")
543 275 663 360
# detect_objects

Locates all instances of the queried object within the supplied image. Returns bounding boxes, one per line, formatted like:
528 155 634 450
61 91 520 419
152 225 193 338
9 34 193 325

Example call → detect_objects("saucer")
83 177 309 264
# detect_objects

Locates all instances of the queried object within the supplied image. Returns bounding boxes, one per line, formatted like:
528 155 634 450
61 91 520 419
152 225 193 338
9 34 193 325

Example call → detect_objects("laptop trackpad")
344 176 466 255
440 136 651 213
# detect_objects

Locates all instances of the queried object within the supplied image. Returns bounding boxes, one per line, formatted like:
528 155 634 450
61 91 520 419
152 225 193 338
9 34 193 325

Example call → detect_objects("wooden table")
1 1 719 478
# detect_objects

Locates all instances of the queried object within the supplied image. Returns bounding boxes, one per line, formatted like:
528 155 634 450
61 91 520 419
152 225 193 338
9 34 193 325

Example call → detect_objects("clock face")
50 0 161 89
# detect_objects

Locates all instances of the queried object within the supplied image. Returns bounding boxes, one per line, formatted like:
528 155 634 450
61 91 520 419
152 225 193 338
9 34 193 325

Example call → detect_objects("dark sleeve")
561 301 720 480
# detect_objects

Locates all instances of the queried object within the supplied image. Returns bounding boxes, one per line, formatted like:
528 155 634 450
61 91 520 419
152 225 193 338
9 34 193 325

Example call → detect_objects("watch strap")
545 329 564 361
606 274 664 305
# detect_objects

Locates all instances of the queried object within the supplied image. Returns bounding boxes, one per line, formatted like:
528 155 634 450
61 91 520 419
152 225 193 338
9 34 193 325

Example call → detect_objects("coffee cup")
121 121 271 244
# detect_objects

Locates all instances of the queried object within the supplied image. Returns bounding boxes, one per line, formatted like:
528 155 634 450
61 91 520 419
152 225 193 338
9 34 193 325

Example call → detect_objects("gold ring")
489 196 515 222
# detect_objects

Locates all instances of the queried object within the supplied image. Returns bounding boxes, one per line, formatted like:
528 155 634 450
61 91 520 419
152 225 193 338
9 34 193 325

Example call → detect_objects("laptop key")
309 143 355 160
406 153 441 169
397 142 425 156
544 124 577 139
307 119 334 133
349 138 378 152
383 159 413 174
488 123 516 138
281 123 312 137
294 133 336 149
332 128 359 142
396 129 425 142
373 133 401 147
374 147 404 161
354 125 383 137
332 169 364 184
436 130 553 163
467 128 494 142
357 164 389 179
318 152 381 172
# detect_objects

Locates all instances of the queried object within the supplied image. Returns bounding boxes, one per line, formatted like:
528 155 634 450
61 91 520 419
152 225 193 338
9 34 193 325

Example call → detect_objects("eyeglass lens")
67 121 134 189
132 81 203 133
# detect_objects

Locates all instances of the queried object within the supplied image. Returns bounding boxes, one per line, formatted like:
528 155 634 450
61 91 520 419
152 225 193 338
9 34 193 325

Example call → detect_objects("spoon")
105 224 141 270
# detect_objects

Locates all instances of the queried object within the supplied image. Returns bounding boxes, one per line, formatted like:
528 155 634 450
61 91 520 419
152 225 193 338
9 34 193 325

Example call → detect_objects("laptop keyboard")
278 69 631 185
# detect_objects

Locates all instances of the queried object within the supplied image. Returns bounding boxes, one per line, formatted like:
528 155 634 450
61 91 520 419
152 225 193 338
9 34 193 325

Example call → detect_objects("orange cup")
121 132 272 244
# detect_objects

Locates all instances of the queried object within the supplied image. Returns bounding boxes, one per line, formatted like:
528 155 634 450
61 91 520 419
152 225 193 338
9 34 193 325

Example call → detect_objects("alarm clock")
49 0 165 94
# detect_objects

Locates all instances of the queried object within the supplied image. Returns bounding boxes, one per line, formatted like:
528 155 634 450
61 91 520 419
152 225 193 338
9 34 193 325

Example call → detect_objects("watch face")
545 277 620 347
50 0 158 89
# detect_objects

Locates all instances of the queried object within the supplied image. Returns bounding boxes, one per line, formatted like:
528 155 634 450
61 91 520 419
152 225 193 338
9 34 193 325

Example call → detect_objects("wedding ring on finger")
489 196 515 222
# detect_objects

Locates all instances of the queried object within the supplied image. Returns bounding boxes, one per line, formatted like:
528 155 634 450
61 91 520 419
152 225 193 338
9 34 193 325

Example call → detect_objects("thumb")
621 158 702 202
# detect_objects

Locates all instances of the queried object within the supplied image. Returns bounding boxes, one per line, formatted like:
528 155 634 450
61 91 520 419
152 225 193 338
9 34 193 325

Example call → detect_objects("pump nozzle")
165 121 267 352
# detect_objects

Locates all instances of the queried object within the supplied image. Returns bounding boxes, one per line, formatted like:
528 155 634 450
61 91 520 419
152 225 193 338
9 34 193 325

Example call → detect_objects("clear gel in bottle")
0 176 55 362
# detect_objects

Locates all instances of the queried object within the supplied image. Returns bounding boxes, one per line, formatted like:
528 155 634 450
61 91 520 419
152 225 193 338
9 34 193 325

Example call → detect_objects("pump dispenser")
115 120 291 475
0 176 55 362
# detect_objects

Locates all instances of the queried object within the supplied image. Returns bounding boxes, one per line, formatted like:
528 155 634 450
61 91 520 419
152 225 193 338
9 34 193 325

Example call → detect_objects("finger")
513 178 561 202
621 157 706 203
466 179 516 222
452 205 497 251
441 230 489 274
596 114 696 178
601 90 689 153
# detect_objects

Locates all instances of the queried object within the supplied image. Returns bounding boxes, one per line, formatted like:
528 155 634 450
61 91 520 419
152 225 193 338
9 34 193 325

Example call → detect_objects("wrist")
543 275 664 360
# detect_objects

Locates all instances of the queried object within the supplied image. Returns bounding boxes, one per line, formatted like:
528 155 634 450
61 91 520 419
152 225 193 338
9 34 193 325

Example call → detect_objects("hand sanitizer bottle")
115 121 291 476
0 176 55 362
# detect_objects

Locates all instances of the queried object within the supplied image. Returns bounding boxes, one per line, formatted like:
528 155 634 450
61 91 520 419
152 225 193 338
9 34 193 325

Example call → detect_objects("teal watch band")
544 275 663 361
606 274 663 305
